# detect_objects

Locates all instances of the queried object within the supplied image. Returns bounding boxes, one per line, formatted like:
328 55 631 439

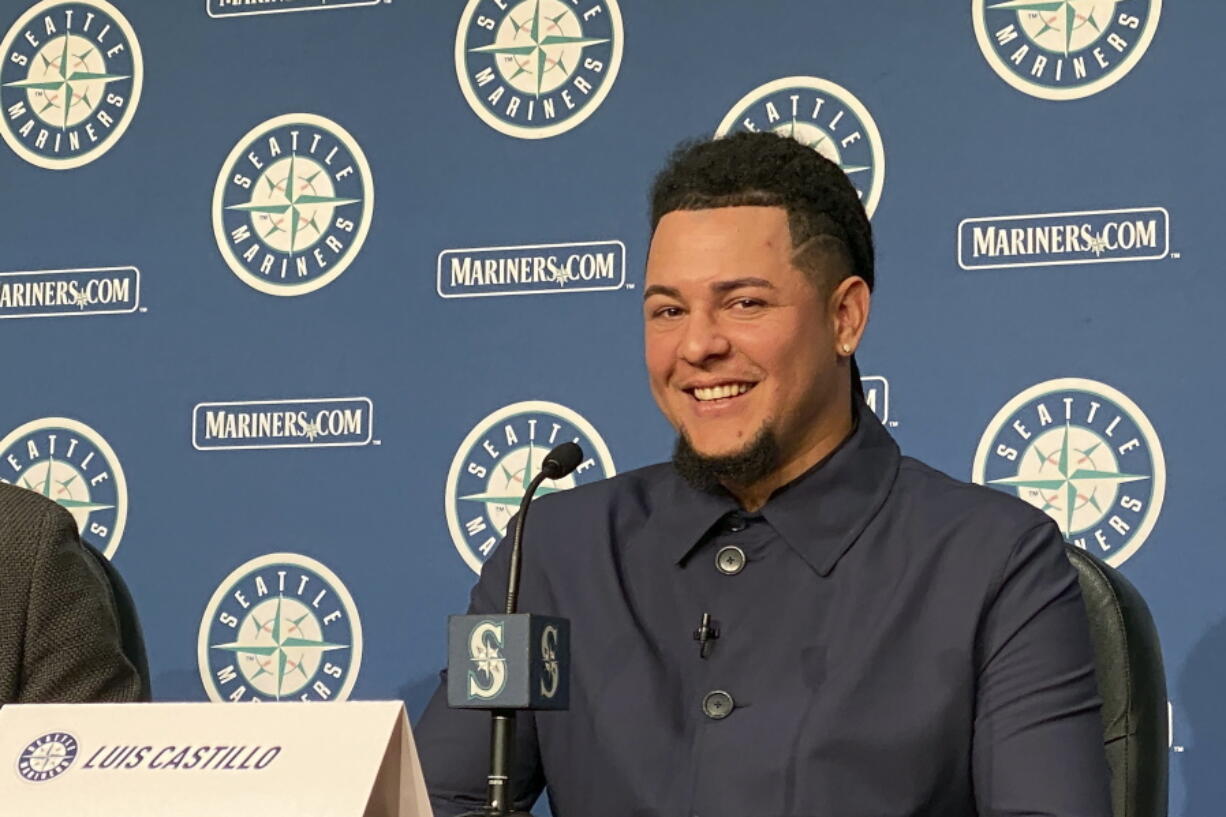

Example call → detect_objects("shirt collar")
654 397 901 576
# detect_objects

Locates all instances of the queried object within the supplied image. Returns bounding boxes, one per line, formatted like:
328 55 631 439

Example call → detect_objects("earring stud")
842 343 852 355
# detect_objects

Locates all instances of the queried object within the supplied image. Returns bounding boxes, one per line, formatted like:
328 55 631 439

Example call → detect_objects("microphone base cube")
447 613 570 711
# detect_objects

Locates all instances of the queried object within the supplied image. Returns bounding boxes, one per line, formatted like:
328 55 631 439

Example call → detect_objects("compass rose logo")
212 114 374 296
16 732 78 783
455 0 623 139
0 417 127 559
973 0 1161 100
445 401 616 573
198 553 363 702
716 76 886 219
973 378 1165 566
0 0 142 170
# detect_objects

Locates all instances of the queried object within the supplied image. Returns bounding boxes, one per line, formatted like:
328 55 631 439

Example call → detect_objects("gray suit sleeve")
17 504 142 703
972 521 1113 817
414 527 546 817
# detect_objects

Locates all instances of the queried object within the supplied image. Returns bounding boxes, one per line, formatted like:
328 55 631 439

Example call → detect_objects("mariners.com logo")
438 240 626 298
0 266 139 318
207 0 381 18
192 397 374 451
959 207 1169 270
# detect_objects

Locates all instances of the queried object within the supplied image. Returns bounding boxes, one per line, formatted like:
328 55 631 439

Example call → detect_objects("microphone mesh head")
541 441 584 479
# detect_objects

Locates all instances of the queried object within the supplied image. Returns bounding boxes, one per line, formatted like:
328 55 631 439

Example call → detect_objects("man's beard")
672 424 781 495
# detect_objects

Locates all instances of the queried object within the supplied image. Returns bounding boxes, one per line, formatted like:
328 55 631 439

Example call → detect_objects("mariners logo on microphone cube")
448 614 570 710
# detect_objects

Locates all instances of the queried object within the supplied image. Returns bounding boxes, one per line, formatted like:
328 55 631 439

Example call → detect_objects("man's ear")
830 275 870 356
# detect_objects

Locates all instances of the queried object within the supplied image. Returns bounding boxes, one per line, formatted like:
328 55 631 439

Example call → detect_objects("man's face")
643 206 847 472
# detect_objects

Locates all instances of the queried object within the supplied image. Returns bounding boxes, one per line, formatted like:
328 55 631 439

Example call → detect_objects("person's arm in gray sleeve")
972 521 1113 817
414 528 545 817
19 504 141 703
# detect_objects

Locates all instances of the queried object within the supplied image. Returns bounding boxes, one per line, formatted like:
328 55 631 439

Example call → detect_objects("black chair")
81 541 152 702
1066 545 1168 817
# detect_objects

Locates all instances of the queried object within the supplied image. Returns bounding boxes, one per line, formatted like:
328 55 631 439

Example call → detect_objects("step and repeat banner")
0 1 1220 813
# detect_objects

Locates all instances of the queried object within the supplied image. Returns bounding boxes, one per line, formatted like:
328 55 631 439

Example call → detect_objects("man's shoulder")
0 483 74 536
894 455 1057 537
515 462 678 558
482 463 674 580
885 456 1068 589
0 483 80 575
531 461 675 522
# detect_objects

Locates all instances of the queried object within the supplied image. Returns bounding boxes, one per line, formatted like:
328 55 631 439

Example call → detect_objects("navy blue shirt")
416 402 1112 817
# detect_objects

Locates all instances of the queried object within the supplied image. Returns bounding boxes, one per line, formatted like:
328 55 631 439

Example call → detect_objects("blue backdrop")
0 1 1219 814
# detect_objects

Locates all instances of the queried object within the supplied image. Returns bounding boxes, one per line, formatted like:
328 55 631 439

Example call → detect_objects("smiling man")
643 200 867 513
416 133 1112 817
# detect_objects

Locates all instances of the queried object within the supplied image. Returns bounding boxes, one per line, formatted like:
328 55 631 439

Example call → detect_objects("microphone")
693 612 719 659
540 440 582 479
448 442 581 817
502 441 580 614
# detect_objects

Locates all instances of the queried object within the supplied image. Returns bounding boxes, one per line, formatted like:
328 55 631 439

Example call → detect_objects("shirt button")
702 690 735 720
723 513 747 533
716 545 746 575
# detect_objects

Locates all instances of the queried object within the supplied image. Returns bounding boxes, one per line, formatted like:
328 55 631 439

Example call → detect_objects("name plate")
0 701 432 817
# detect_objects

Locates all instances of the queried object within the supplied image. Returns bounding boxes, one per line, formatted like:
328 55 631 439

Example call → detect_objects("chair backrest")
1065 545 1167 817
82 542 152 702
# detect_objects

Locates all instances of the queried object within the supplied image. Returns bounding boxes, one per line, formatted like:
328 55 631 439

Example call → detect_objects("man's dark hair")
649 131 874 294
649 131 875 394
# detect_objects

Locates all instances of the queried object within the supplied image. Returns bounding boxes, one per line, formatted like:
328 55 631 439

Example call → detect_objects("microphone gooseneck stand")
459 443 580 817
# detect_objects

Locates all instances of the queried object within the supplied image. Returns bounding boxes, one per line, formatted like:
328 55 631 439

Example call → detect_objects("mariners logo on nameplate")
0 0 142 169
445 401 615 573
972 0 1162 100
973 378 1164 566
16 732 78 782
455 0 623 139
0 417 127 559
716 76 885 219
212 113 374 296
198 553 363 702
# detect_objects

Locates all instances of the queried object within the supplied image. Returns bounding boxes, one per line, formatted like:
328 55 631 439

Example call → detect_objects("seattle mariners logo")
539 623 559 699
973 0 1162 100
198 553 363 702
445 400 615 573
716 77 885 219
17 732 77 782
0 0 142 170
467 619 507 700
973 378 1165 566
455 0 623 139
212 114 374 296
0 417 127 558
